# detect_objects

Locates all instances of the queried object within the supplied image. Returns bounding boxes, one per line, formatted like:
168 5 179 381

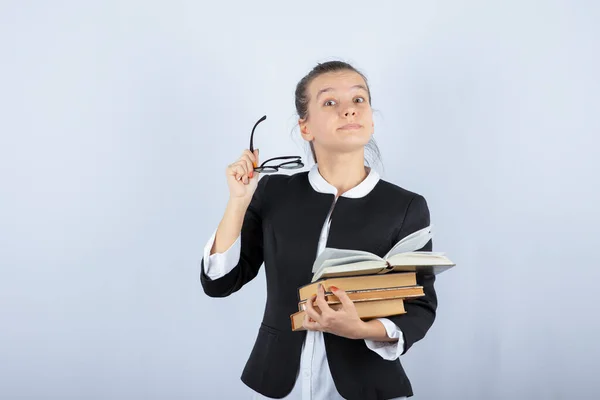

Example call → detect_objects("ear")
299 118 313 141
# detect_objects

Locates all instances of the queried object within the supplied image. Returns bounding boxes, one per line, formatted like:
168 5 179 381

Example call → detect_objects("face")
299 70 374 156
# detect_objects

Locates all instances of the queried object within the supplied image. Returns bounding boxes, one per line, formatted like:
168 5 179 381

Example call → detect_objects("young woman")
200 61 437 400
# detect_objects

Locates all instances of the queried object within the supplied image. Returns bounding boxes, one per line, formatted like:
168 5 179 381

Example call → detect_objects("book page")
320 254 384 269
384 225 434 259
387 252 453 266
311 260 386 282
311 248 382 273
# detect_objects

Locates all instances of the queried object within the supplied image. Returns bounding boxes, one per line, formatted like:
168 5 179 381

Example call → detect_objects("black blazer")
200 171 436 400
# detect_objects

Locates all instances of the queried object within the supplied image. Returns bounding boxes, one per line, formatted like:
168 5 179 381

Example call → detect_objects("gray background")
1 1 599 399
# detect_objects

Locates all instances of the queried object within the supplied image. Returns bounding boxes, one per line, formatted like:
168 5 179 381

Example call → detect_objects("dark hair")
294 60 382 169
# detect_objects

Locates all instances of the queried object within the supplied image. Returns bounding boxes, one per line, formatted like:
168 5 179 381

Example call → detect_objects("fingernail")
330 286 338 292
249 171 253 178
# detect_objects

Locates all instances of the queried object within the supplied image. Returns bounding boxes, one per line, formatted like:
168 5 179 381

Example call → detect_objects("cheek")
310 106 327 121
310 110 333 131
321 115 338 136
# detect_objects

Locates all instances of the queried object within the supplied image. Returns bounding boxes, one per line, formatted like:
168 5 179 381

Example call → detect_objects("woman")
200 61 437 400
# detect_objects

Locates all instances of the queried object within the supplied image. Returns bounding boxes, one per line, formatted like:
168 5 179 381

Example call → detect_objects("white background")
1 1 599 399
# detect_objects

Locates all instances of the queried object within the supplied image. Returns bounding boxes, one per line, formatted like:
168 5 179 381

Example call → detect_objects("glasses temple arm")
249 115 267 152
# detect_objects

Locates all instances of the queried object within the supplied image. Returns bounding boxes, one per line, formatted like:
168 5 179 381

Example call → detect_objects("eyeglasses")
249 115 304 173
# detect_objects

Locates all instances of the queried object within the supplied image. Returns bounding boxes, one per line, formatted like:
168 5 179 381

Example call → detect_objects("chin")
333 137 372 153
337 130 371 143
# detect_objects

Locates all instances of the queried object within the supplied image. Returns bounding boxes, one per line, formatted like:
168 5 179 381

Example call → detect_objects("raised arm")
200 149 269 297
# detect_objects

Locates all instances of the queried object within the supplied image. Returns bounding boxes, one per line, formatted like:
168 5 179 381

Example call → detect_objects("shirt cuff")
202 230 241 280
363 318 405 361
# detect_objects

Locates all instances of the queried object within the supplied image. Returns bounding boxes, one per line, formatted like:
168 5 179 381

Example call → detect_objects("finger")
228 160 248 175
239 154 255 177
304 295 322 324
243 149 258 168
315 283 331 312
228 163 248 183
330 286 353 309
231 163 248 180
303 314 322 331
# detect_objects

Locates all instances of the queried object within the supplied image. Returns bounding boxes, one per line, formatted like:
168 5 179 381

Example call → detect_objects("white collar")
307 164 380 198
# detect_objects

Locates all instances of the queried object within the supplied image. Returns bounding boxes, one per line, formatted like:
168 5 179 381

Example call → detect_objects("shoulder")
374 178 428 206
257 171 309 193
373 178 431 232
374 179 432 244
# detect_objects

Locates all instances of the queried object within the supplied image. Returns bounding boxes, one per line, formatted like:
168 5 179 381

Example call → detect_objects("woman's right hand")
226 149 260 203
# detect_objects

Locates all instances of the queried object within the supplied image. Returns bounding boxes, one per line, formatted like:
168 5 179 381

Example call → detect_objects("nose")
343 104 357 117
341 99 358 118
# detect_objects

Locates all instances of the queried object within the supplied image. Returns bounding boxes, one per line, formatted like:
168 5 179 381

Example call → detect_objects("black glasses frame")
249 115 304 173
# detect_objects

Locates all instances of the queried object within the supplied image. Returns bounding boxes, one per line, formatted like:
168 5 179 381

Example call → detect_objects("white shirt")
203 164 407 400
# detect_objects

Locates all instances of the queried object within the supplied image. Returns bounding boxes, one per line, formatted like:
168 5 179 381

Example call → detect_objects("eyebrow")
316 84 368 100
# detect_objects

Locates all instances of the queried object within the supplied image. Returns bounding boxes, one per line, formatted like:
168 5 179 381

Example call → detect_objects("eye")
354 97 365 103
324 99 336 106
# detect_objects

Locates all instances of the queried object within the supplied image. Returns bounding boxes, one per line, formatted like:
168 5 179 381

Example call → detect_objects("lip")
339 123 362 130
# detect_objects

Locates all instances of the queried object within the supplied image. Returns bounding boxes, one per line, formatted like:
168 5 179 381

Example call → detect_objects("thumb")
253 149 259 166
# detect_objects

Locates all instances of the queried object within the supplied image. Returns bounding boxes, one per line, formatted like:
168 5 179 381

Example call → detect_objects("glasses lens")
279 161 303 170
255 166 278 173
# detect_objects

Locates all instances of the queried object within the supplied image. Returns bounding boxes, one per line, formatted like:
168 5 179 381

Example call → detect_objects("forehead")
308 71 367 95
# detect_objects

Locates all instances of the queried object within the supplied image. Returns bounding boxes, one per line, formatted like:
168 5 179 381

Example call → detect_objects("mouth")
339 123 363 130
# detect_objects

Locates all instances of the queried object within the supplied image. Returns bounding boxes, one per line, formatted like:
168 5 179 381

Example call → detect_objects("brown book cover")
290 298 406 331
298 285 424 311
298 272 416 301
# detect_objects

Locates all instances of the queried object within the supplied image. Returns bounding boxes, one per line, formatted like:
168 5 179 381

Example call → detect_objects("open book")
310 225 455 282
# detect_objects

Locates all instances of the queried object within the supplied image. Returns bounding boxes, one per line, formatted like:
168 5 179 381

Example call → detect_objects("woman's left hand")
303 284 367 339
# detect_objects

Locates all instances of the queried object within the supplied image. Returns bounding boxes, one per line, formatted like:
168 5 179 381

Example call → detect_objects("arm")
303 288 404 361
202 229 241 280
361 318 405 361
200 175 270 297
385 194 437 356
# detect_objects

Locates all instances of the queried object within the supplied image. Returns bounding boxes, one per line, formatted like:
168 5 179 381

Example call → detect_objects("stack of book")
290 226 455 331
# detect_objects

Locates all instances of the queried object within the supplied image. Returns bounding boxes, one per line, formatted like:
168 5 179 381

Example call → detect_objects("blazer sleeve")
199 174 270 297
386 193 437 355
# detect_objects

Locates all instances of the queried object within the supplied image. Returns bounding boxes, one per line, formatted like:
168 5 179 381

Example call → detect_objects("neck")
315 151 369 197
